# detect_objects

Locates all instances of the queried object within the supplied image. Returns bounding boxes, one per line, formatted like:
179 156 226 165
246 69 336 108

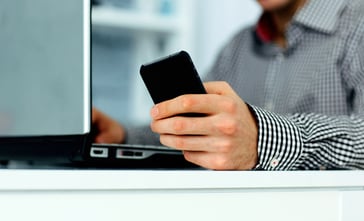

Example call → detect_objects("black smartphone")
140 50 207 105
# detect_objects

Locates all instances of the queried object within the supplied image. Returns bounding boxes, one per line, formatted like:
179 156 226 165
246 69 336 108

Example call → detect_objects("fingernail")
151 106 159 118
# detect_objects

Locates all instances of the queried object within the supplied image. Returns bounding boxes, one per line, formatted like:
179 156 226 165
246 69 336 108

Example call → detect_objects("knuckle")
220 99 238 114
218 140 234 152
220 81 230 88
172 119 185 133
180 96 196 111
173 136 185 148
216 119 239 136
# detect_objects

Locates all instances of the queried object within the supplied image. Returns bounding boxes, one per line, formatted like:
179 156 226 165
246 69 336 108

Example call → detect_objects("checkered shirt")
204 0 364 170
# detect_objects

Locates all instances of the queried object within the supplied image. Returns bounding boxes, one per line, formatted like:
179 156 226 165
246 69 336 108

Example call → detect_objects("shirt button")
270 158 279 168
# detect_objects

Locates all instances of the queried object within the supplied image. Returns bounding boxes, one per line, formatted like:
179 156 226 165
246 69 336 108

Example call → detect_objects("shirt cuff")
248 105 303 170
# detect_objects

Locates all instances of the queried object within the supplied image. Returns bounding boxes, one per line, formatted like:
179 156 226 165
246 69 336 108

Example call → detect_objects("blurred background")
91 0 261 126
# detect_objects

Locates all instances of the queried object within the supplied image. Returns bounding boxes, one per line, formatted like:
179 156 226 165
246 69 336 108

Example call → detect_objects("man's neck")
269 0 307 48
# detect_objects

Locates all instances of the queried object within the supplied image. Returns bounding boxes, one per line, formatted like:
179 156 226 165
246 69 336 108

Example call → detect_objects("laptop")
0 0 196 168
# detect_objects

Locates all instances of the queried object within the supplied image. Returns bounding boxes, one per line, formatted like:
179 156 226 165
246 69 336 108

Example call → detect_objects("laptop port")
121 151 134 157
134 152 143 157
90 147 108 158
116 149 145 159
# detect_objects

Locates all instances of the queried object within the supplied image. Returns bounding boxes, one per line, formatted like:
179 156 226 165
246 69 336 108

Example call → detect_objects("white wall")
193 0 261 75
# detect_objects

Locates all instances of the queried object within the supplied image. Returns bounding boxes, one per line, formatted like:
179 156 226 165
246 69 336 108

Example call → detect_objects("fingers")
151 93 232 120
159 132 257 170
151 94 213 119
159 134 224 152
92 107 100 123
158 134 242 169
94 131 120 143
151 114 214 135
149 81 259 170
92 107 125 144
151 81 239 120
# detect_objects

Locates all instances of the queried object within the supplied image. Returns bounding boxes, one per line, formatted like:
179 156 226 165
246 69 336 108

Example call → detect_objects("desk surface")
0 169 363 191
0 169 363 221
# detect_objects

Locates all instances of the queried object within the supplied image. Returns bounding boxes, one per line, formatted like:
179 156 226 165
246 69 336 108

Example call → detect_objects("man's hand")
150 81 258 170
92 107 125 144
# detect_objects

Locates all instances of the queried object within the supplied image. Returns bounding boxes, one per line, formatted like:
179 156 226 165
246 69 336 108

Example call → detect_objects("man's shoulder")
342 0 364 40
233 25 255 39
226 25 256 48
348 0 364 11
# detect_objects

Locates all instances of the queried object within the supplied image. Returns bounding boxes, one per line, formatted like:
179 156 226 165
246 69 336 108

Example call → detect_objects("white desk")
0 169 363 221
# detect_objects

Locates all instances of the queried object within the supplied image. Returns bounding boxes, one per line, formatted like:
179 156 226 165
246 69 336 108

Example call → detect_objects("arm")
150 80 364 170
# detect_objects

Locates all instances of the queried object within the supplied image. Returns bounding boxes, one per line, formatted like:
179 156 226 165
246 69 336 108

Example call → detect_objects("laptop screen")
0 0 90 136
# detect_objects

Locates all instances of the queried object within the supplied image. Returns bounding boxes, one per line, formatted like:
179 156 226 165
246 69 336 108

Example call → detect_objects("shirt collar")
256 13 275 42
293 0 347 34
256 0 347 42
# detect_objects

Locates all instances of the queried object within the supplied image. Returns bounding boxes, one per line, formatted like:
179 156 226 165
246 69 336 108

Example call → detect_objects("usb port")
90 147 108 158
116 149 145 159
121 151 134 157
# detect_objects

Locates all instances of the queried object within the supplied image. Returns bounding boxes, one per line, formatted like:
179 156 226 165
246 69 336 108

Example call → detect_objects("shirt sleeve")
251 106 364 170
